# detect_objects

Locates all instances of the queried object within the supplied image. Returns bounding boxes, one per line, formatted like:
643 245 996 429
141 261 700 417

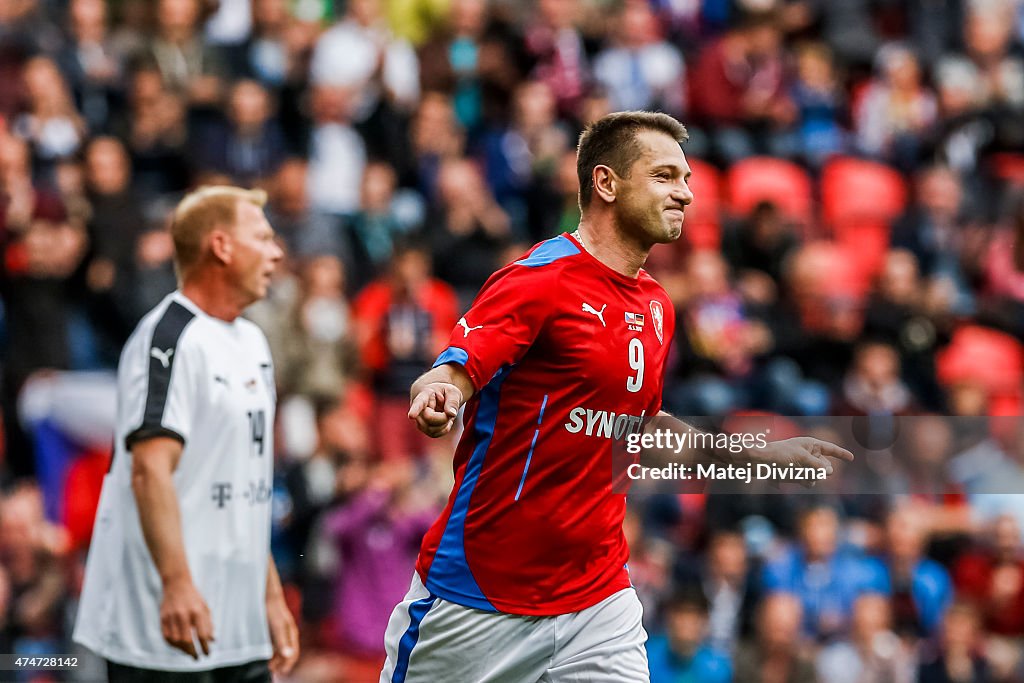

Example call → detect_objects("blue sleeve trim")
432 347 469 369
515 235 580 267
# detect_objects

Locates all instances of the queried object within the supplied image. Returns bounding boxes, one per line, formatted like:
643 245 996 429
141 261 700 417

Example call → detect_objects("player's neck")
181 275 247 322
575 221 649 279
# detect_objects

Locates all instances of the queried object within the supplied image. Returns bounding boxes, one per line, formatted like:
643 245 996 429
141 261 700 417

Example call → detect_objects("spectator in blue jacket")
762 505 890 641
648 588 732 683
882 503 953 637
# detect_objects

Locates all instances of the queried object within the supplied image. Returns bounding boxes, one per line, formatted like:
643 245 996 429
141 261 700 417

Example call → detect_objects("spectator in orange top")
353 243 458 461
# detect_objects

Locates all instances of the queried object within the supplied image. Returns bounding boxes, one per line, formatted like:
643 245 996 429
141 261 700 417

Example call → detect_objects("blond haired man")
74 187 298 682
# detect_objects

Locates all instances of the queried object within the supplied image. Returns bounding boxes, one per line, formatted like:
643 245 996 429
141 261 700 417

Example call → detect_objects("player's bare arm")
408 362 476 437
655 411 853 483
265 556 299 675
130 436 214 659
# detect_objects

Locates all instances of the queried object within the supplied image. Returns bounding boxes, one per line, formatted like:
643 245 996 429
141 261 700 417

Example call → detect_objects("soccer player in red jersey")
381 111 853 682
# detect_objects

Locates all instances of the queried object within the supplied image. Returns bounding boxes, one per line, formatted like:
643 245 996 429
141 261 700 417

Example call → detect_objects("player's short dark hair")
737 8 779 32
662 586 710 616
797 502 840 524
391 237 432 262
576 111 688 211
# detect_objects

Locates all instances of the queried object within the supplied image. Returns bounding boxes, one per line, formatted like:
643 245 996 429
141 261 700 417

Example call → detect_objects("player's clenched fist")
409 382 463 437
160 577 214 659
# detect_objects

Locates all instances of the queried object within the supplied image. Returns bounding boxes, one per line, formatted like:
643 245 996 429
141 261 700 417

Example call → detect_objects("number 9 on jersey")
626 338 644 393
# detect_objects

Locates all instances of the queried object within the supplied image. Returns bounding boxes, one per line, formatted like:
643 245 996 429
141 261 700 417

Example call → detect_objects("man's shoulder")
422 277 458 304
316 19 360 45
762 544 802 576
120 294 206 368
637 270 673 325
115 297 201 404
637 268 667 292
693 644 733 680
478 234 581 293
236 318 275 360
512 234 583 270
236 315 270 342
915 557 952 586
125 295 195 346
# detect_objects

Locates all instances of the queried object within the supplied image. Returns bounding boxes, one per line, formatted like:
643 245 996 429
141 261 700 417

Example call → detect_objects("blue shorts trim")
391 595 438 683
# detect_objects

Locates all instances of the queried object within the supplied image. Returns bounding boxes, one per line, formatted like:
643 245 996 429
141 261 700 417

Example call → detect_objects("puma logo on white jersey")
150 347 174 368
457 317 483 337
581 302 606 327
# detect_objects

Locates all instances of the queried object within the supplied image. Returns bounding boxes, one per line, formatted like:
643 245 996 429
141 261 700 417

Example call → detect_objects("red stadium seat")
726 157 814 225
989 153 1024 187
821 156 907 229
684 157 722 250
792 241 873 299
938 325 1024 422
833 217 890 285
937 325 1024 395
990 394 1022 417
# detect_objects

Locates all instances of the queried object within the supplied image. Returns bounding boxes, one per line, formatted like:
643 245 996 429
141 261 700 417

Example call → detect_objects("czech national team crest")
650 300 664 344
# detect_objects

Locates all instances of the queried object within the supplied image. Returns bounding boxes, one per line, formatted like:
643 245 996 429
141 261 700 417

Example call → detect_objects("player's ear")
593 165 617 204
209 228 233 265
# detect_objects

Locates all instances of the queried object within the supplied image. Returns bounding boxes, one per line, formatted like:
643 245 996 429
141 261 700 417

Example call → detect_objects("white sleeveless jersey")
74 291 276 671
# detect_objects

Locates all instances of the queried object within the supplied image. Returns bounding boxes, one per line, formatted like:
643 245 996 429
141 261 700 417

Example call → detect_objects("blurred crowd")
4 0 1024 680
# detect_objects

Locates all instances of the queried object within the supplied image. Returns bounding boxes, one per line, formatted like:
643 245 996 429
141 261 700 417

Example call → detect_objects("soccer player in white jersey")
73 186 299 682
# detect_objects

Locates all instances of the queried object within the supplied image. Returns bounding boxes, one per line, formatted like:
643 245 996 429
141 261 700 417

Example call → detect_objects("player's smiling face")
615 130 693 246
228 201 283 303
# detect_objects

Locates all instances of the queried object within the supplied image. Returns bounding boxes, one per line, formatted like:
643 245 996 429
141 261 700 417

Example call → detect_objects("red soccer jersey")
415 233 675 615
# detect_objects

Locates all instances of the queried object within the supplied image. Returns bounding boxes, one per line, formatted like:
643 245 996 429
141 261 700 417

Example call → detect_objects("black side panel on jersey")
124 301 196 450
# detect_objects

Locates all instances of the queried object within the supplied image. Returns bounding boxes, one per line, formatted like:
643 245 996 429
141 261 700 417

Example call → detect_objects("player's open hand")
267 593 299 675
160 576 214 659
751 437 854 487
409 382 462 437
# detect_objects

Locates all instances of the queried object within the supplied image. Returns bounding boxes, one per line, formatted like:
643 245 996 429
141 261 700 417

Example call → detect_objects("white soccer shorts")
379 573 650 683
